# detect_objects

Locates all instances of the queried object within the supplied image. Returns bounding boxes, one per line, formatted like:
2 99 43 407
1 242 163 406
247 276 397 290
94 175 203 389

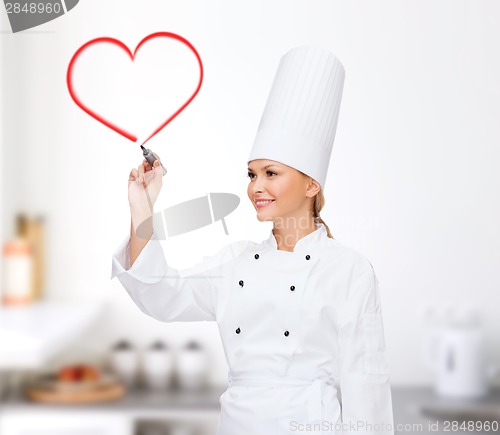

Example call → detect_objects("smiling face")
247 159 320 225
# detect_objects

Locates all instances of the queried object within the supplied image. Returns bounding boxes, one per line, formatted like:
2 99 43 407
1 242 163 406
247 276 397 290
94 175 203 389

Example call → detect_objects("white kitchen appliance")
424 306 496 398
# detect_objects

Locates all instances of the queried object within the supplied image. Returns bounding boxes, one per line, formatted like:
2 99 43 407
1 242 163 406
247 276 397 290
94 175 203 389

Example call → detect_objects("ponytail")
312 188 334 239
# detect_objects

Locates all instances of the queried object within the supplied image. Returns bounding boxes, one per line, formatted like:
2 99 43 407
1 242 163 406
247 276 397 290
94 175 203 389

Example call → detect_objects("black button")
254 254 259 259
239 280 244 287
290 285 295 291
235 327 241 334
284 330 290 337
305 255 311 260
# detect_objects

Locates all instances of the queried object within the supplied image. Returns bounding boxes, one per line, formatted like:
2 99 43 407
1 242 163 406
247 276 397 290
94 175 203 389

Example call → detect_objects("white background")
0 0 499 387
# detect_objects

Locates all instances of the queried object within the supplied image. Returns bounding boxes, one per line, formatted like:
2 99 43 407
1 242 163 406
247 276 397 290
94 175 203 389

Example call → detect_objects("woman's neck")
272 219 318 252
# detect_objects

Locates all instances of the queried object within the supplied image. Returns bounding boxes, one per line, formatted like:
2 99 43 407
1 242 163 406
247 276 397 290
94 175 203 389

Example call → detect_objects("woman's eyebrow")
247 165 280 171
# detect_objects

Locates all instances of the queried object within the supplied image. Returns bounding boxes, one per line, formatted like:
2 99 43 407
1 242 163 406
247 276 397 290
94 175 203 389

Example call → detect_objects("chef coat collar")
264 223 327 253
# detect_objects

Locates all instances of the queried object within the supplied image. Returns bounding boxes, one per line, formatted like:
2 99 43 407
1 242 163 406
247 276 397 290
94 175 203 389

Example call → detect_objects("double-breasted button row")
238 279 297 292
234 327 290 337
253 253 311 260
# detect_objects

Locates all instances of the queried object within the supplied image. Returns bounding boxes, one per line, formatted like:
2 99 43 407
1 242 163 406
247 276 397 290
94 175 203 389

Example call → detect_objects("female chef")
112 46 394 435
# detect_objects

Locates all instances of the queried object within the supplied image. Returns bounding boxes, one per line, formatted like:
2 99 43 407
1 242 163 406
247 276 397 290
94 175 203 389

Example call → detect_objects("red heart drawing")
67 32 204 145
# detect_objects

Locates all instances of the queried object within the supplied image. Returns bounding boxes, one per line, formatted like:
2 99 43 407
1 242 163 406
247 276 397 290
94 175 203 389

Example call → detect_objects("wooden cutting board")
25 381 126 404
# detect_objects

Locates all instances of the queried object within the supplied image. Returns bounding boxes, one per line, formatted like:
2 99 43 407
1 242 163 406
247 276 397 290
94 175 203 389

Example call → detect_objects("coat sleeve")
110 231 247 323
338 263 394 435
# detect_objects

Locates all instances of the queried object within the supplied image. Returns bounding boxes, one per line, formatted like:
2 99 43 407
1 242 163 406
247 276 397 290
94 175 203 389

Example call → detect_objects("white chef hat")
248 46 345 188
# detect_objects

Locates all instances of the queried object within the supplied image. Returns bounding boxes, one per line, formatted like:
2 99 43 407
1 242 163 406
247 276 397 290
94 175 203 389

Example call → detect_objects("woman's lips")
255 199 275 209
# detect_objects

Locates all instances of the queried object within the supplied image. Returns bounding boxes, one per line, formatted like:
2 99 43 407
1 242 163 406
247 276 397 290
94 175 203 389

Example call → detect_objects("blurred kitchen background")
1 1 500 434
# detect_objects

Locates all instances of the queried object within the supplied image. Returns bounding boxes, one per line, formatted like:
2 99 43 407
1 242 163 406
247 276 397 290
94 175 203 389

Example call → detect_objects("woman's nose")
251 177 266 194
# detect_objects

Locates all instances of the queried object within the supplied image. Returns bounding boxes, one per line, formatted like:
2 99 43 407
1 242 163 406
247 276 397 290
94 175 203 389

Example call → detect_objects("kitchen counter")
1 385 499 432
0 384 226 417
0 385 226 434
393 386 500 434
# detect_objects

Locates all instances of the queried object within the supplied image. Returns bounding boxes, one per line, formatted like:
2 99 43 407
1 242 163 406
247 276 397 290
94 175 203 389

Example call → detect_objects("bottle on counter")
16 214 45 301
2 237 32 306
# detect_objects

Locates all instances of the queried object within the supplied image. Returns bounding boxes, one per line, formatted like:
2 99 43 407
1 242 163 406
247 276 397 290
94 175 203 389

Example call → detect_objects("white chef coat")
111 223 394 435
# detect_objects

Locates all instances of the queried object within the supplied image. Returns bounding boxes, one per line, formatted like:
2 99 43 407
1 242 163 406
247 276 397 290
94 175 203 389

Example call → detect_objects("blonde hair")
312 188 334 239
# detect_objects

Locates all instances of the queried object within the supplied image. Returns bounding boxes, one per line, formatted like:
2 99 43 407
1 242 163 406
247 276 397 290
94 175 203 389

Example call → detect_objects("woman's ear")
305 178 321 197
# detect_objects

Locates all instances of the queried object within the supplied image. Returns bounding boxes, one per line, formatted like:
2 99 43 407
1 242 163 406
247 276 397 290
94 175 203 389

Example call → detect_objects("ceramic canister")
109 340 139 388
142 341 174 391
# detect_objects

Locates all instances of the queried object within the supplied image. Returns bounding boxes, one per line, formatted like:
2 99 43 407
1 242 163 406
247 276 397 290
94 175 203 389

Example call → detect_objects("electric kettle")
424 307 497 398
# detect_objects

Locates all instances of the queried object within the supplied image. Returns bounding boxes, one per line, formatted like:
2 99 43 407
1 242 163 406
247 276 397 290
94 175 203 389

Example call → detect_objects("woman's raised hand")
128 157 164 212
